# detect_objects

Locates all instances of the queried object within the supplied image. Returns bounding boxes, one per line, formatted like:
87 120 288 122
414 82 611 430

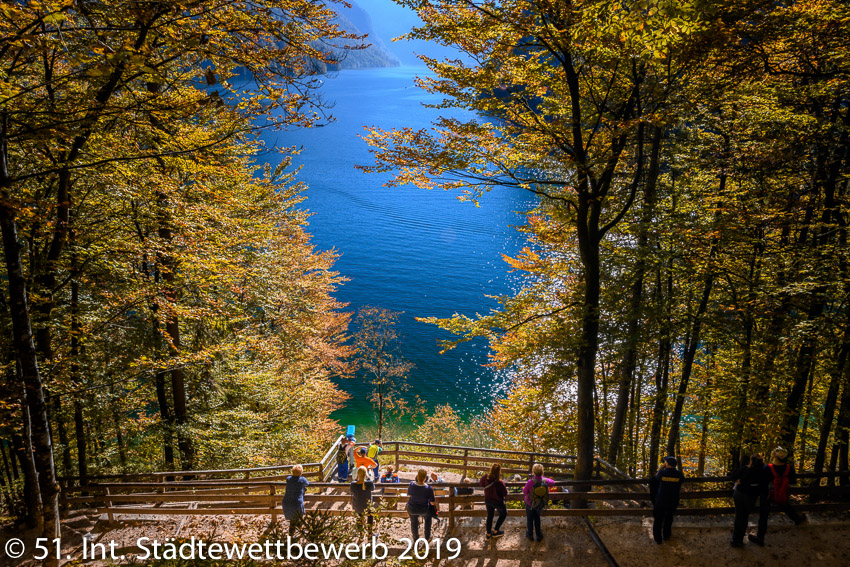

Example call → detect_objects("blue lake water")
259 66 536 430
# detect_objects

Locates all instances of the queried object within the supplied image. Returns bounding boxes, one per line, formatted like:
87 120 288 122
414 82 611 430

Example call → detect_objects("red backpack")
768 463 790 504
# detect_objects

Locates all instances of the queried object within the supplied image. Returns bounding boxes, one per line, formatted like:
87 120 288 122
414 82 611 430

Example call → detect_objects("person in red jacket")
480 463 508 539
767 447 806 526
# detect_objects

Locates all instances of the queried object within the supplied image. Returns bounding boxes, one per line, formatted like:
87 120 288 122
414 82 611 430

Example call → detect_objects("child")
380 465 400 483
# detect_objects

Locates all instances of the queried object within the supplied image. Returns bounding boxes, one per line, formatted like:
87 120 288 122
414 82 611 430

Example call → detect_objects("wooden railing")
58 436 346 488
59 439 850 526
60 477 850 528
375 441 577 480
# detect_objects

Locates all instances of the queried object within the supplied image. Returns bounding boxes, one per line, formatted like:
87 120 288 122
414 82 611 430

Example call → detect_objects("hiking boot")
747 534 764 547
794 514 808 525
526 534 534 541
485 532 492 540
731 540 745 548
535 535 544 542
491 530 504 538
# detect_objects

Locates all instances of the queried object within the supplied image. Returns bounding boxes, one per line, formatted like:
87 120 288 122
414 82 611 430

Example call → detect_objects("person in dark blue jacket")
649 456 685 544
282 464 310 535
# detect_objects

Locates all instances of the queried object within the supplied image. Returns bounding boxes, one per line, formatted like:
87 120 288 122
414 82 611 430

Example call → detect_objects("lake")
260 66 537 430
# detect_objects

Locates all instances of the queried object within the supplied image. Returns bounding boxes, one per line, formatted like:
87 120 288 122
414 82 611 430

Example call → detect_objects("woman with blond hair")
406 468 436 541
480 463 508 539
523 463 556 542
350 466 375 533
282 464 309 534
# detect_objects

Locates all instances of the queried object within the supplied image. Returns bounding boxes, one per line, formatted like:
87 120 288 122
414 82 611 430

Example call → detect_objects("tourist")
282 464 309 535
354 446 378 479
336 437 351 482
768 447 806 525
428 471 446 484
730 453 769 547
523 463 556 542
346 435 357 480
406 468 437 541
649 456 684 544
508 474 524 493
480 463 508 539
350 466 375 534
368 439 383 480
380 465 400 483
456 477 475 510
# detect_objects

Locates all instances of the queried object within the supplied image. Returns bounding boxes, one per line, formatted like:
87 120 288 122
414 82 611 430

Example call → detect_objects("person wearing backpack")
649 456 685 544
730 453 770 547
336 438 351 482
346 435 357 479
367 439 382 480
767 447 806 526
523 463 556 542
480 463 508 539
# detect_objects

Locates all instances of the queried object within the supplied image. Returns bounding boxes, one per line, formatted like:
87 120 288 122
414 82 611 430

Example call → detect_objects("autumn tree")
363 0 701 495
352 306 414 439
0 0 355 540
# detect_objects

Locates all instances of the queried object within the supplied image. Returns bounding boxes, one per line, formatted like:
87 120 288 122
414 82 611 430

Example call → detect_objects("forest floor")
2 468 849 566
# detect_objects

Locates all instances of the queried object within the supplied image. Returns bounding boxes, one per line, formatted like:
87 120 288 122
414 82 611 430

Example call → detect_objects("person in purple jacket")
523 463 556 541
480 463 508 539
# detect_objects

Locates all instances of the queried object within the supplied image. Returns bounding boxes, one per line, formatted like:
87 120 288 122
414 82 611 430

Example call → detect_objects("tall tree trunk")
666 266 715 457
109 381 127 471
780 297 823 449
835 378 850 486
11 431 39 528
665 173 723 459
154 368 175 469
0 211 59 544
157 193 194 471
608 126 661 467
53 396 71 478
69 277 87 483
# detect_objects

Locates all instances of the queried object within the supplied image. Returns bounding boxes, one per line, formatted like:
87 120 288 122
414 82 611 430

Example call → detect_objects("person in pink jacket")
523 463 556 541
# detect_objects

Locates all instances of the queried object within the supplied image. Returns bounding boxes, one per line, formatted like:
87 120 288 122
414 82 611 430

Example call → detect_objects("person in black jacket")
730 453 769 547
649 456 685 544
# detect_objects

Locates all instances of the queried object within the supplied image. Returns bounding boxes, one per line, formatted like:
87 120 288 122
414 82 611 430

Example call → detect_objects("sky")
352 0 461 66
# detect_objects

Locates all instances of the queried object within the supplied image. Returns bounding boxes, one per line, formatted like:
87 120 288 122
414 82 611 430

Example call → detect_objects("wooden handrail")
387 440 577 461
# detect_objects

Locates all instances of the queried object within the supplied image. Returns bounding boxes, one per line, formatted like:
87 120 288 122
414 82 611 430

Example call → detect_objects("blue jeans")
407 503 432 540
525 507 542 538
337 462 349 482
409 513 432 540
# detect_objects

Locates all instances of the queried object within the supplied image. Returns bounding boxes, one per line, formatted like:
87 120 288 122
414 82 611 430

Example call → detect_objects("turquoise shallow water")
259 66 536 430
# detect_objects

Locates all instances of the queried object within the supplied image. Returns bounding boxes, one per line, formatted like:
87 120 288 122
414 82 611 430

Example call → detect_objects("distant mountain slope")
319 1 401 71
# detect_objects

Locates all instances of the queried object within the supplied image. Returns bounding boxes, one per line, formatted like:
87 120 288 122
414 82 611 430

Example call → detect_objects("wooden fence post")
462 449 469 479
104 487 115 524
395 442 400 471
270 485 277 523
